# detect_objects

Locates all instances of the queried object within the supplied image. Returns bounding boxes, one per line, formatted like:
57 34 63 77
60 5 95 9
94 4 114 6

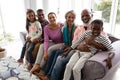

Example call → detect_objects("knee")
73 67 79 74
66 63 73 70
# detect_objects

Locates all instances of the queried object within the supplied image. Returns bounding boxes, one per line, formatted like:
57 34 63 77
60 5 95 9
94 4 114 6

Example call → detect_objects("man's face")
91 23 102 37
37 11 44 21
81 10 91 24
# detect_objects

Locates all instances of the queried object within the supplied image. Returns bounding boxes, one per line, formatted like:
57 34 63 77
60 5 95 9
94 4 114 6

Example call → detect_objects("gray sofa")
82 34 120 80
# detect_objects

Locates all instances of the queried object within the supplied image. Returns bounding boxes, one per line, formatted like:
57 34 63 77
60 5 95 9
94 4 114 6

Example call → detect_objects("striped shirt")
71 30 113 54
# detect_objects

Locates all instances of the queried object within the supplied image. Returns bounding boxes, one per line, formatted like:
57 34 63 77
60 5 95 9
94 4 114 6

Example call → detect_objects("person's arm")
103 52 115 69
43 26 49 60
85 36 107 51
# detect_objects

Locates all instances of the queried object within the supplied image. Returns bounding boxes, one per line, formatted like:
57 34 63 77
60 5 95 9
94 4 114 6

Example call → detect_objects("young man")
37 9 49 42
63 19 114 80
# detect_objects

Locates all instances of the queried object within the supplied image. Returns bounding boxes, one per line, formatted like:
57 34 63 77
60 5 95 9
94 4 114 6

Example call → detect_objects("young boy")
63 19 114 80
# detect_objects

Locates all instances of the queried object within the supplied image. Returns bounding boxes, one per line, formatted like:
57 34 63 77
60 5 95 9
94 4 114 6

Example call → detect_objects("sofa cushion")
82 40 120 80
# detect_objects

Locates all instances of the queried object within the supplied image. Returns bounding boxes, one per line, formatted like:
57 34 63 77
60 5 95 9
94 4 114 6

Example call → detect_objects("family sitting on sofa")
18 9 116 80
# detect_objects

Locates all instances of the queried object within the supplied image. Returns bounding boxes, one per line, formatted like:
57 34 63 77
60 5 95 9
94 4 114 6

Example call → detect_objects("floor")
2 39 23 60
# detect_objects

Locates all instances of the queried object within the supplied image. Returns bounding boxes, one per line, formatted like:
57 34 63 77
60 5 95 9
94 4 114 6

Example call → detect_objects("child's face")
66 13 75 26
28 12 35 22
81 10 91 24
91 23 103 37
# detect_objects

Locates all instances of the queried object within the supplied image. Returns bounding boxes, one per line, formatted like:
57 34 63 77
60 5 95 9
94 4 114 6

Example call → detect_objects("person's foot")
34 72 49 80
27 64 33 71
17 58 23 63
30 64 40 73
0 48 5 52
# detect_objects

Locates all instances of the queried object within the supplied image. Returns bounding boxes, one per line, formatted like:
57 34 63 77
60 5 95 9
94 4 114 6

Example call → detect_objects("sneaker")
17 58 23 63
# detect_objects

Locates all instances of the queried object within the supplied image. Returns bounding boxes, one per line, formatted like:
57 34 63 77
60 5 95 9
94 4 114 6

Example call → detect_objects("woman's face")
66 13 75 25
48 13 56 24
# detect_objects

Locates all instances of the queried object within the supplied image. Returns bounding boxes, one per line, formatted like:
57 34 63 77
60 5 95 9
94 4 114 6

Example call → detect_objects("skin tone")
66 12 76 32
28 12 36 23
37 11 45 22
30 12 59 73
26 12 36 42
60 11 76 57
81 9 92 25
44 13 60 61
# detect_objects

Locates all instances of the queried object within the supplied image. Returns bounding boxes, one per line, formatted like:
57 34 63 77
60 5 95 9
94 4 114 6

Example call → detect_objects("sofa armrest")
82 40 120 80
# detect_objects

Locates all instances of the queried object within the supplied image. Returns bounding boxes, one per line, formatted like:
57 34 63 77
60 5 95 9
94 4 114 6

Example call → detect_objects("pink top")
44 23 63 51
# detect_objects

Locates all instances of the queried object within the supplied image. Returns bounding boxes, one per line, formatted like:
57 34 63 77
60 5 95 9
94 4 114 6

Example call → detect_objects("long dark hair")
26 9 36 33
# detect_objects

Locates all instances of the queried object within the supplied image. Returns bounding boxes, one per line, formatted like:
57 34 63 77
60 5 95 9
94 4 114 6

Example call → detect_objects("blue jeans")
45 49 65 77
27 42 35 64
50 50 75 80
20 41 27 59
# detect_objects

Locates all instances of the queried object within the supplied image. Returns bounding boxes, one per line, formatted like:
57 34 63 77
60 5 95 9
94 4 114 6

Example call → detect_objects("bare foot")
34 72 49 80
27 64 33 71
30 64 40 73
0 48 5 52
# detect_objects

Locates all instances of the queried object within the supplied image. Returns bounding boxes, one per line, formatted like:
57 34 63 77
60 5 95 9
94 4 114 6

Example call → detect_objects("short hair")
65 10 76 19
81 9 93 17
37 9 44 13
91 19 103 28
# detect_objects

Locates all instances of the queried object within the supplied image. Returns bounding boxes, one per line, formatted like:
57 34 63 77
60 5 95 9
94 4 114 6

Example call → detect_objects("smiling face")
48 12 57 24
81 9 92 24
65 11 76 26
28 12 36 22
91 20 103 37
91 24 102 37
37 11 44 22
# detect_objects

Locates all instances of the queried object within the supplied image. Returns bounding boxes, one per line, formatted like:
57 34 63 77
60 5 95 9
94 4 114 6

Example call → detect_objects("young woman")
39 10 77 80
30 12 64 73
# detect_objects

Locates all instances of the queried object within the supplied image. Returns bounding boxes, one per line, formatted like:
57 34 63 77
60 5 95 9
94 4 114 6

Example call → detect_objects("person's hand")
60 47 72 57
31 37 38 44
26 36 31 41
60 51 69 57
103 52 115 69
103 57 112 69
77 42 90 52
43 51 48 61
85 36 94 45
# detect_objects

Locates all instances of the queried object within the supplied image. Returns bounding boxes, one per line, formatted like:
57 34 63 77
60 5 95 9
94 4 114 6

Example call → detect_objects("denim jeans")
50 50 75 80
45 49 65 77
27 42 35 64
20 41 27 59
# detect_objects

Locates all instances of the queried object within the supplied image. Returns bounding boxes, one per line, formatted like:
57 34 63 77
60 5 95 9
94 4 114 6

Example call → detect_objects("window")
0 0 26 45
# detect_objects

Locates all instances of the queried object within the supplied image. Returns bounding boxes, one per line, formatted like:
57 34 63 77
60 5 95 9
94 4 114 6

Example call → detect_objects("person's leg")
73 52 92 80
40 43 63 68
47 49 64 77
30 43 44 73
50 50 76 80
27 42 35 64
45 50 57 75
63 51 79 80
17 41 27 63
